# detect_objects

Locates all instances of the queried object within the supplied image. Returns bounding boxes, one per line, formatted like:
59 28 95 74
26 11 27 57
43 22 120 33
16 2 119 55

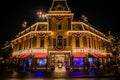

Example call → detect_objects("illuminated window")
37 58 47 67
73 58 84 67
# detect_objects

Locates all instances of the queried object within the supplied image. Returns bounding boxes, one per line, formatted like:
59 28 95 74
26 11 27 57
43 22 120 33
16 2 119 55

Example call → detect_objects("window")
64 38 66 46
57 35 63 46
37 58 47 67
40 39 44 47
33 37 37 47
83 36 87 47
53 38 56 46
73 58 84 67
29 39 31 48
94 39 96 49
19 43 21 50
88 38 91 48
76 38 80 47
58 24 62 30
68 36 72 46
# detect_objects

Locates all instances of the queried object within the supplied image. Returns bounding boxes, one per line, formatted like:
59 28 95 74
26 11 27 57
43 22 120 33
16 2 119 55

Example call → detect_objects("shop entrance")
50 53 70 72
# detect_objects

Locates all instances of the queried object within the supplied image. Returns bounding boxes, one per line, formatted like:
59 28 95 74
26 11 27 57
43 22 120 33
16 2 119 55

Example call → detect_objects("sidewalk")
0 69 120 78
71 71 120 78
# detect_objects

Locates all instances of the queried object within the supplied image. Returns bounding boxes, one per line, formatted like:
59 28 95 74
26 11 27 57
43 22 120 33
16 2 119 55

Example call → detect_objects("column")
36 37 40 48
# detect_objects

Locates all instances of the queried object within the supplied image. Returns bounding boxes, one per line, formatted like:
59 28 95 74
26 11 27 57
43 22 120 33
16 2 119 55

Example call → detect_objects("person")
85 60 90 72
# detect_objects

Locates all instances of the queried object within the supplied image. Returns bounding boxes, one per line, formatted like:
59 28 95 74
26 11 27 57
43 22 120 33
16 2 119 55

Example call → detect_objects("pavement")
0 69 120 79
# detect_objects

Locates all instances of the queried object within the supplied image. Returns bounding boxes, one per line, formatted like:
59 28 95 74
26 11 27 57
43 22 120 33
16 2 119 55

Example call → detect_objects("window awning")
34 53 47 58
20 54 32 58
89 53 106 58
72 53 86 58
9 55 16 59
18 54 26 58
97 54 106 58
89 53 98 58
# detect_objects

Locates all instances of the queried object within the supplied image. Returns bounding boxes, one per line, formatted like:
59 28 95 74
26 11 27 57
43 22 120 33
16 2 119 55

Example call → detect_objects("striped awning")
89 53 106 58
72 53 86 58
34 53 47 58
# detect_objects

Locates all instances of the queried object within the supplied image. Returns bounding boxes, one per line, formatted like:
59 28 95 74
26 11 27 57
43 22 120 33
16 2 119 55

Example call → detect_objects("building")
10 0 113 72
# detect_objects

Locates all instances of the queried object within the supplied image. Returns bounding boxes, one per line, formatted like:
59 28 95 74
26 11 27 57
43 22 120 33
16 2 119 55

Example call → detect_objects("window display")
88 58 93 66
28 58 32 67
37 58 47 67
73 58 84 67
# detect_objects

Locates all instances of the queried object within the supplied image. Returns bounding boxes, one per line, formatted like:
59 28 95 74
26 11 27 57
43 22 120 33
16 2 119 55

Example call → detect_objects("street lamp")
37 10 46 21
22 21 27 28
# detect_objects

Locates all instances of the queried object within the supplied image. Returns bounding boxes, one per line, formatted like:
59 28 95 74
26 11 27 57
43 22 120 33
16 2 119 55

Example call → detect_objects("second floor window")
76 38 80 47
40 39 44 47
58 24 62 30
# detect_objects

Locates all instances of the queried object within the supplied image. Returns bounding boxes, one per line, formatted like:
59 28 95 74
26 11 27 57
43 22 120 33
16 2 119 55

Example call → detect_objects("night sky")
1 0 119 46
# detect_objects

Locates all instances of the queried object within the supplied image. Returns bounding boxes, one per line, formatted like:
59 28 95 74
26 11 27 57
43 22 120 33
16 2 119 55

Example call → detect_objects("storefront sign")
32 49 47 53
12 51 20 56
73 49 88 52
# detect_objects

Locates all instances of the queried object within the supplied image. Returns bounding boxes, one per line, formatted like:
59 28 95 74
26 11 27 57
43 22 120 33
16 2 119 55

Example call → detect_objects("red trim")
89 53 98 58
9 55 16 59
34 53 47 58
72 53 86 58
89 53 106 58
18 54 26 58
97 54 106 58
20 54 32 58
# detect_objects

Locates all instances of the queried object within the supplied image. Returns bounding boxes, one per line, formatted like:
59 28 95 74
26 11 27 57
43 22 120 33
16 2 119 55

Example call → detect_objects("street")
0 70 119 80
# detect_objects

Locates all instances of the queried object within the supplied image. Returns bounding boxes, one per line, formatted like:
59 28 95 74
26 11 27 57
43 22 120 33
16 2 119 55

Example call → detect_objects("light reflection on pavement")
3 78 117 80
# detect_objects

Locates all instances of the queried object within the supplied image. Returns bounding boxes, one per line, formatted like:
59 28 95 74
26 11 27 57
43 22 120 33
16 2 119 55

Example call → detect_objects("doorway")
50 53 70 72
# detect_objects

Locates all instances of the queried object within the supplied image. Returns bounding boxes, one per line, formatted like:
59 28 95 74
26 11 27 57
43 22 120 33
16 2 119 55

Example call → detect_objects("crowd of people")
0 58 30 72
84 59 119 74
0 58 119 74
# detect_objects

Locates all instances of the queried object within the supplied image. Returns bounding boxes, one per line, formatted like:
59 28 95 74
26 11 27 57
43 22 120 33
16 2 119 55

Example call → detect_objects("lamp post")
37 10 46 21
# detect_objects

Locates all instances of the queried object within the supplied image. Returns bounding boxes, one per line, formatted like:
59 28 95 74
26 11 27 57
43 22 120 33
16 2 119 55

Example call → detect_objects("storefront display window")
88 58 93 66
28 58 32 67
37 58 47 67
73 58 84 67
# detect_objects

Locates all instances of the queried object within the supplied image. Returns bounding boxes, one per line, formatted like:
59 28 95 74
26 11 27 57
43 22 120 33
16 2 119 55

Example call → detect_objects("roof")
50 0 70 11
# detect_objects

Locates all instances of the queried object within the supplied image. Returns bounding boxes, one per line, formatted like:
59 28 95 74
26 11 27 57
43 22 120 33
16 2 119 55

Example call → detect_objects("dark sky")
0 0 119 46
